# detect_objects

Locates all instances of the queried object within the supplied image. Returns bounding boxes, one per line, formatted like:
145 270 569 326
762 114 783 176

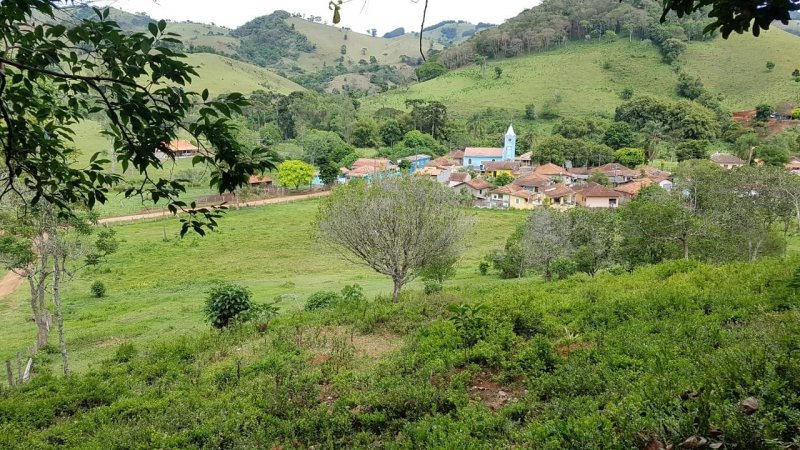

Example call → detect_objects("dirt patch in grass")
466 370 525 412
304 325 403 361
556 341 595 358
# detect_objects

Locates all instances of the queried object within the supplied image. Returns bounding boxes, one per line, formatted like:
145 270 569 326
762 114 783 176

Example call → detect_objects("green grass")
0 200 526 372
364 31 800 117
183 53 304 95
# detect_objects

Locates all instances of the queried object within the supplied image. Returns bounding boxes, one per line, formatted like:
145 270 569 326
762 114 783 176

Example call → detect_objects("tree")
603 122 636 150
340 44 347 55
415 61 447 81
318 159 340 185
660 0 799 38
620 88 634 100
494 66 503 79
204 283 254 329
568 208 617 276
402 130 440 152
494 173 514 186
660 38 686 64
676 73 705 100
0 2 274 236
675 140 710 161
755 103 774 122
277 160 315 189
766 61 775 72
587 172 611 187
380 120 406 147
351 118 381 148
315 175 467 302
525 104 536 120
793 69 800 77
614 148 646 168
520 209 571 281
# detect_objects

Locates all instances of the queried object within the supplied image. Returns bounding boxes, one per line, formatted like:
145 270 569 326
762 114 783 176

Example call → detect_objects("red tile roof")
352 158 391 168
576 182 621 198
710 153 745 165
613 179 653 197
594 163 640 178
464 147 503 157
166 139 200 152
513 173 551 188
484 161 521 171
542 183 575 199
465 178 492 190
449 172 470 183
248 175 273 185
534 162 569 176
492 184 523 195
450 149 465 159
516 152 532 161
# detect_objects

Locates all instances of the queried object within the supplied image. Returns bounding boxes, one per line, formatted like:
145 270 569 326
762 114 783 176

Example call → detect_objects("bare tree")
316 175 468 302
520 208 572 281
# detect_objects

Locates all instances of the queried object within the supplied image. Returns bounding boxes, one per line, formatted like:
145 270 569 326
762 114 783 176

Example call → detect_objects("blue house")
399 154 433 173
463 124 516 169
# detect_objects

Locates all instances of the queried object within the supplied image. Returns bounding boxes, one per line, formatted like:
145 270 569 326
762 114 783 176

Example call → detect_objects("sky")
99 0 537 35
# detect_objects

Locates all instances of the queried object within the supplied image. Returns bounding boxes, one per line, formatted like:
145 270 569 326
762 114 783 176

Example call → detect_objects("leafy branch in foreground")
0 1 275 234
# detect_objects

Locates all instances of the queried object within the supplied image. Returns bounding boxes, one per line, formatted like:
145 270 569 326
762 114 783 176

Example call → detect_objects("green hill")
183 53 304 95
364 30 800 118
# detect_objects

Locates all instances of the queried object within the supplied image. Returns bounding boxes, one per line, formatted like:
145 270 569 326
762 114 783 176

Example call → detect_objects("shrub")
203 283 254 329
114 343 137 363
341 284 365 303
478 261 490 275
90 281 106 298
305 291 341 311
424 281 443 295
619 87 634 100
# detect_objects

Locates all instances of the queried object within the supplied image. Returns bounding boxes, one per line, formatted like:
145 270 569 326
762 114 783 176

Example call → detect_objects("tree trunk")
27 277 48 350
52 257 69 376
392 278 403 303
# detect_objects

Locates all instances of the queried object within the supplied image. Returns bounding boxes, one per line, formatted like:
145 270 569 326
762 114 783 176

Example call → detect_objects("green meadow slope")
183 53 304 95
365 30 800 117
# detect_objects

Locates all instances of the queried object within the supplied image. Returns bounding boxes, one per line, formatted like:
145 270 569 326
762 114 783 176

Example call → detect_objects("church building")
462 124 516 169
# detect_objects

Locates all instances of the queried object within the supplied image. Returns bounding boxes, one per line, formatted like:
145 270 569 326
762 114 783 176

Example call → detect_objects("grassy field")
286 18 440 72
0 200 526 372
364 30 800 117
183 53 304 95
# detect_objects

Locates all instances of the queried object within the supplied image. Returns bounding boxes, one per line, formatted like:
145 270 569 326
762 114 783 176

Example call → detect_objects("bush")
478 261 490 275
203 283 254 329
305 291 342 311
90 281 106 298
341 284 365 303
424 281 443 295
619 87 634 100
114 343 137 363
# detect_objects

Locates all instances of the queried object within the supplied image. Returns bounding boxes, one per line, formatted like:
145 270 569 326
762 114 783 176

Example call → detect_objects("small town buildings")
710 153 745 170
567 167 592 183
613 178 653 200
508 190 540 210
534 163 574 184
575 183 622 208
512 173 551 193
483 161 522 178
399 154 432 172
352 158 393 170
593 163 639 185
463 124 516 169
415 166 452 184
448 172 472 187
248 175 273 188
449 149 465 166
542 183 576 207
452 178 492 200
489 184 522 208
516 152 533 167
156 139 201 160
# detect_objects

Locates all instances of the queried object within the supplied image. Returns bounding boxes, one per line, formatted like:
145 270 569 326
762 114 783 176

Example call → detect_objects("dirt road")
0 190 331 301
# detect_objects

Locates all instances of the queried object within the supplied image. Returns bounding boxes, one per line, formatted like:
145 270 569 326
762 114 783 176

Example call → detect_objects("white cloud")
98 0 537 35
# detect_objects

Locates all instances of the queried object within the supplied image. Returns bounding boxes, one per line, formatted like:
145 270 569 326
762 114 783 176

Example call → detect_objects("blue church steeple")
503 124 516 161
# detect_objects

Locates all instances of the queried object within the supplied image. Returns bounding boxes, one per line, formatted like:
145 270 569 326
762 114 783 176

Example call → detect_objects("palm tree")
641 121 669 161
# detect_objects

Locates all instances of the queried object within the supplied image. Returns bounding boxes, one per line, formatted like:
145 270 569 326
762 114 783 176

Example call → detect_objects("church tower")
503 124 516 161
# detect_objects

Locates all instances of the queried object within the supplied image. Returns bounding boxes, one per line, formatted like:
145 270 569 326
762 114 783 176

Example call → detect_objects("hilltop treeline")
439 0 714 68
231 11 315 67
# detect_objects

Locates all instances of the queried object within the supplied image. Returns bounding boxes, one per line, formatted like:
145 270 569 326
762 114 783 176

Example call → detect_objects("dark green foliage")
203 283 254 329
415 61 448 82
619 87 634 100
493 173 514 186
448 303 488 349
661 0 800 37
424 281 443 295
615 95 719 140
614 147 646 168
494 66 503 79
792 68 800 77
305 291 341 311
766 61 775 72
114 343 137 363
524 104 536 120
602 122 636 150
660 38 686 64
755 103 774 122
676 73 705 100
478 261 490 275
382 27 405 38
675 139 710 161
231 11 315 67
90 281 106 298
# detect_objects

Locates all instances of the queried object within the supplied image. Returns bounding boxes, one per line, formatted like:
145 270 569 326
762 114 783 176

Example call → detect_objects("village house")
489 184 522 208
451 178 492 200
542 183 576 208
535 162 574 184
512 173 552 193
613 178 653 200
575 183 622 208
247 175 273 189
155 139 202 160
483 161 522 178
415 166 452 184
463 124 516 169
449 149 465 166
710 152 745 170
516 152 533 167
448 172 472 187
593 163 639 185
399 154 432 172
508 189 540 210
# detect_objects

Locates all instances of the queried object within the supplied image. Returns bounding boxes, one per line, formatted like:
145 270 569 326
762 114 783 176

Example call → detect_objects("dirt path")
98 190 330 224
0 271 24 300
0 190 331 301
